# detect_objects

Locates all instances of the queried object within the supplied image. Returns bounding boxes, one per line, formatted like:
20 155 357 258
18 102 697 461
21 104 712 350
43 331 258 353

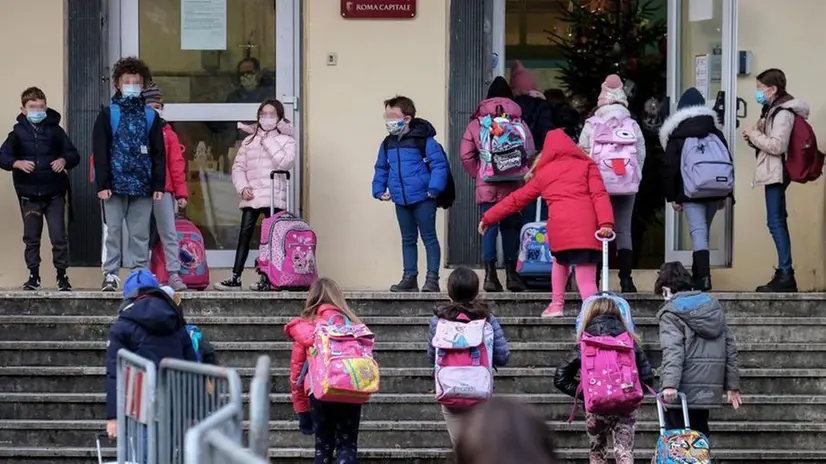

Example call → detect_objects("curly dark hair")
654 261 694 295
112 56 152 87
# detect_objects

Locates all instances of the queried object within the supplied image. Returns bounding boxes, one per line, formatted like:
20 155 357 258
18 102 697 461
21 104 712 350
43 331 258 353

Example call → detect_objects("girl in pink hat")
578 74 646 293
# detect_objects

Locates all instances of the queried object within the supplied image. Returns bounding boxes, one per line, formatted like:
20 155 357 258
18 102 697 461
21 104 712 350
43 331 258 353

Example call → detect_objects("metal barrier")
156 358 243 464
247 356 271 458
184 404 269 464
116 349 158 464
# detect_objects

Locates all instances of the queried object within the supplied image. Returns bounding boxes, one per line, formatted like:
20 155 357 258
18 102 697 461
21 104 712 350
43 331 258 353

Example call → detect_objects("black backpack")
382 136 456 209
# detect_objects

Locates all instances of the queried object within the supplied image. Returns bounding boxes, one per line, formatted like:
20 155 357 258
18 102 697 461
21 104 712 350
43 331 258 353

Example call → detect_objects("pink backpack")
569 332 643 420
589 116 640 195
257 211 318 290
432 315 494 408
150 218 210 290
308 316 380 404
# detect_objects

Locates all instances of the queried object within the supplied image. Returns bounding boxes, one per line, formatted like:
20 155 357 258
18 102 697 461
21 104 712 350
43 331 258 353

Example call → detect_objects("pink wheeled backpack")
255 170 318 290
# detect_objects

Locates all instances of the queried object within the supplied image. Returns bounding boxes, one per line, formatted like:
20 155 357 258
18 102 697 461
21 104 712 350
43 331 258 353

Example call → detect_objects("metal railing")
247 356 271 458
156 358 243 463
116 349 158 464
184 404 269 464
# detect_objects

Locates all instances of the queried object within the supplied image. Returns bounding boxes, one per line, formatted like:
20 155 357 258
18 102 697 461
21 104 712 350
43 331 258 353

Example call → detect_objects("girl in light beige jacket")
742 68 808 292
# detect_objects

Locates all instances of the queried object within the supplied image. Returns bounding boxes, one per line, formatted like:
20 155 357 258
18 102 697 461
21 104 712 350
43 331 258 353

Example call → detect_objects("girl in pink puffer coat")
215 99 296 291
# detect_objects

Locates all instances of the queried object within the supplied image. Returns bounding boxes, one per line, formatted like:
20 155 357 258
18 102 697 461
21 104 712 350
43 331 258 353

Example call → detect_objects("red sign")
341 0 416 19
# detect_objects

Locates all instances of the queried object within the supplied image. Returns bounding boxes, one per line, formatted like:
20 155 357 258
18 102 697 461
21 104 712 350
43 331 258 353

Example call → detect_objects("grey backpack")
681 134 734 199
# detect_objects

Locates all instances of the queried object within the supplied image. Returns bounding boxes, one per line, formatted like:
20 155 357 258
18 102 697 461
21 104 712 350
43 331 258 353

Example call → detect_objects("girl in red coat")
479 130 614 318
284 277 363 464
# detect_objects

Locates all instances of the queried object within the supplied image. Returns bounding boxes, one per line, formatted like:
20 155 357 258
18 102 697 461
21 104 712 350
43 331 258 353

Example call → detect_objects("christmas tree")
550 0 667 106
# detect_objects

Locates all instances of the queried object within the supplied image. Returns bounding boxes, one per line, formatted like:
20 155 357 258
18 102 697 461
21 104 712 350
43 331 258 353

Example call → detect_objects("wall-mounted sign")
341 0 416 19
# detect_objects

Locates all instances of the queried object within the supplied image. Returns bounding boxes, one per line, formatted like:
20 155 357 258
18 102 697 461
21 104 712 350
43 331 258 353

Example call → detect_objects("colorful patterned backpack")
654 392 712 463
432 315 494 408
478 107 530 182
257 211 318 290
149 217 210 290
308 316 380 404
569 332 643 420
589 115 640 195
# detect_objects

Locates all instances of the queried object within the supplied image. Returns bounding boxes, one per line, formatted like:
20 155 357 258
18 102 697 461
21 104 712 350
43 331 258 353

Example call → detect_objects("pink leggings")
552 260 598 304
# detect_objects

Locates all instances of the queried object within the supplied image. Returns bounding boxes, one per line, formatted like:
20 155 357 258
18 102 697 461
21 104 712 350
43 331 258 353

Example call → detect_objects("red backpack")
779 108 825 183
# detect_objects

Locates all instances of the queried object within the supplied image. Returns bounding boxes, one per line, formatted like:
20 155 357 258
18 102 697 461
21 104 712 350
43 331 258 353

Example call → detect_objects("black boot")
756 269 798 292
595 262 603 289
23 269 40 291
483 261 503 292
617 249 637 293
692 250 712 292
422 273 440 293
505 260 526 292
390 274 419 292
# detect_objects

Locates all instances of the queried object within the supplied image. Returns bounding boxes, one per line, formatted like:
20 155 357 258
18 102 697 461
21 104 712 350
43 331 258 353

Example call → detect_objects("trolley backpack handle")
270 170 292 216
655 390 690 435
595 231 616 292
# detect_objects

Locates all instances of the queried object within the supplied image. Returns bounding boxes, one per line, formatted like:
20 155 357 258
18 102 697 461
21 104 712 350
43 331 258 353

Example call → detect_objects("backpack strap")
383 136 432 172
109 104 156 135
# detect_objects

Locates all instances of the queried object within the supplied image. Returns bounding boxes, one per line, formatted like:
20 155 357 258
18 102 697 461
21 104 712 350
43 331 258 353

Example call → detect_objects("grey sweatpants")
103 195 153 274
610 195 635 251
152 193 181 274
442 405 468 445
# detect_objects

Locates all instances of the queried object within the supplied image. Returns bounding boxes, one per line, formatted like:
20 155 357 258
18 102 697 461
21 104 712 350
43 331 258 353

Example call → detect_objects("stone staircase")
0 292 824 463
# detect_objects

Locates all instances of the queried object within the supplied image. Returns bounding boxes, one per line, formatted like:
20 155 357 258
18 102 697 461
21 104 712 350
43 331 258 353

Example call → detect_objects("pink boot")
541 302 564 318
543 260 570 317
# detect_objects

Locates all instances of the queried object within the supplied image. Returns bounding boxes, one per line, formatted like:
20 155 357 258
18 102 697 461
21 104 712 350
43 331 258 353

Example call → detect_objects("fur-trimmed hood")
659 105 721 149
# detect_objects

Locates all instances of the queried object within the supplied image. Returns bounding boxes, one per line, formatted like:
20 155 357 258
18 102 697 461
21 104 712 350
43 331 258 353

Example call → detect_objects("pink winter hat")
509 61 537 94
597 74 628 107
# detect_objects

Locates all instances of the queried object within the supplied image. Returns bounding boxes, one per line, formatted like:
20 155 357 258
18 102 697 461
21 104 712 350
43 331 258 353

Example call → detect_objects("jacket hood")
403 117 437 139
119 289 185 336
584 315 629 336
283 304 345 346
659 105 721 149
593 103 631 122
535 129 589 170
657 291 725 339
778 98 810 119
237 119 295 136
16 108 62 127
473 97 523 119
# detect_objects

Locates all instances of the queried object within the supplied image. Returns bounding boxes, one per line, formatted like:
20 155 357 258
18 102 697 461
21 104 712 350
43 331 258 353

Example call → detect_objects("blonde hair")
577 297 640 344
300 277 362 324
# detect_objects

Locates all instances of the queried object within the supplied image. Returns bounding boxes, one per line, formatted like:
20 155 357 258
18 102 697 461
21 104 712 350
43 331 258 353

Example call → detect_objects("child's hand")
727 390 742 409
241 187 254 201
50 158 66 173
13 160 35 173
661 388 678 403
97 189 112 200
380 192 391 201
177 198 188 209
106 419 117 439
596 227 613 238
153 191 164 201
671 203 683 212
478 221 488 235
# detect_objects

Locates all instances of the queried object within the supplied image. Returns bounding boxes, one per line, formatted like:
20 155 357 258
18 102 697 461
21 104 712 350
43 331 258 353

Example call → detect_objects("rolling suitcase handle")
534 197 543 223
594 231 616 292
655 391 690 435
269 170 292 216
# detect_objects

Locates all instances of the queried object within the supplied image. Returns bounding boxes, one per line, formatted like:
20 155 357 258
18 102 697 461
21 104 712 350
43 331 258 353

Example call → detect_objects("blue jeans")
682 201 720 251
395 199 440 276
480 202 521 262
765 182 793 272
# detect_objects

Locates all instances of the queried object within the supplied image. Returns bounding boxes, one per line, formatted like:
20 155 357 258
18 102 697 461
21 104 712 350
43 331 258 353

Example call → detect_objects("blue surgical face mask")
385 119 406 136
755 89 768 105
26 111 46 124
122 84 142 99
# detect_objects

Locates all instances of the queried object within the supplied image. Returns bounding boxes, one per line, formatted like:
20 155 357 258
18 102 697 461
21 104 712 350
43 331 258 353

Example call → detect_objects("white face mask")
154 108 164 119
662 286 674 301
259 116 279 131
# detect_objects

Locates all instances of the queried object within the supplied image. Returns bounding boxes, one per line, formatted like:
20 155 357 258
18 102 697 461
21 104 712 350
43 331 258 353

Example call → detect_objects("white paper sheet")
689 0 714 22
695 54 709 101
181 0 227 51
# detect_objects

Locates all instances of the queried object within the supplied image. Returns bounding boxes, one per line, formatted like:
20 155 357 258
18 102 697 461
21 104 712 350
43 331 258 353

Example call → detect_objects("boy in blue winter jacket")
93 57 166 292
372 95 450 293
104 268 197 440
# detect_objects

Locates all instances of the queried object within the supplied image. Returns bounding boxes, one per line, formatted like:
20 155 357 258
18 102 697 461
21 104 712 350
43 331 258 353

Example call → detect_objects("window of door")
110 0 301 268
665 0 737 266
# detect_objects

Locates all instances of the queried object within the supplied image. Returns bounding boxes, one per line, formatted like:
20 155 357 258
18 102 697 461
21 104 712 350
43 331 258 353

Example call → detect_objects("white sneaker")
101 274 121 292
168 273 188 291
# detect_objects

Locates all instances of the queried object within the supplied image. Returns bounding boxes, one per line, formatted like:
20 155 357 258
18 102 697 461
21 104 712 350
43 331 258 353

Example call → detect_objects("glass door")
665 0 737 266
110 0 301 268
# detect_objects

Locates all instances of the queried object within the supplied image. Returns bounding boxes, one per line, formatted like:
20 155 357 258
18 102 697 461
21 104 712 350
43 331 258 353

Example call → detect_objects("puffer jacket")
231 120 296 210
284 304 348 413
161 123 188 199
426 312 511 367
658 291 741 409
0 108 80 199
460 97 536 204
371 118 449 206
659 105 732 204
514 94 554 150
579 103 647 179
105 288 198 418
554 315 654 398
748 96 810 186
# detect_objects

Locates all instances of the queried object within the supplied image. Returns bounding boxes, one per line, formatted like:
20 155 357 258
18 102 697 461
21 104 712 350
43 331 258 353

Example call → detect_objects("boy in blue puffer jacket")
104 268 197 440
372 95 450 293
